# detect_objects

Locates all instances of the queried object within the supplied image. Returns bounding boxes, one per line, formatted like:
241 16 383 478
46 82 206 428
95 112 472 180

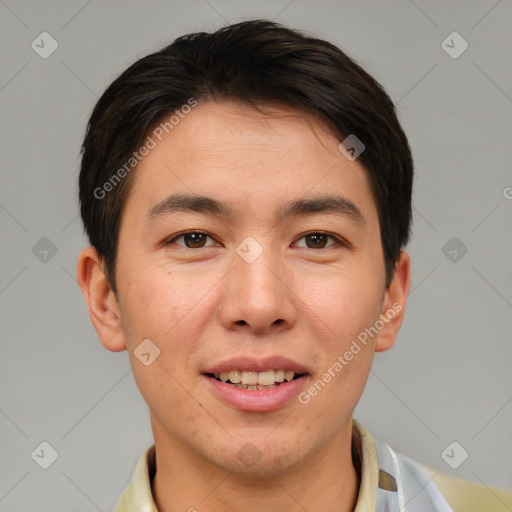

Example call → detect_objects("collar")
114 419 386 511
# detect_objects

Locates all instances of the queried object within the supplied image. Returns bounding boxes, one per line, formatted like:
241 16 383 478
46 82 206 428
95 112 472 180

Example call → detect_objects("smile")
203 371 309 412
207 369 303 390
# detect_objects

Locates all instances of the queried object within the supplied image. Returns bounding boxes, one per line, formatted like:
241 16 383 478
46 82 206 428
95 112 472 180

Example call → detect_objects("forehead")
122 99 378 227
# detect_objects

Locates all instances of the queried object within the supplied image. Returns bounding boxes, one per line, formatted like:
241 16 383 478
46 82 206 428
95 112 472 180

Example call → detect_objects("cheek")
301 322 376 426
299 267 382 409
117 262 208 388
123 277 201 421
118 260 195 342
302 268 383 343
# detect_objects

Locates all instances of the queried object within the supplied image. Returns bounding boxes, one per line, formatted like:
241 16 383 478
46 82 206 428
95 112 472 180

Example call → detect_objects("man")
76 19 512 511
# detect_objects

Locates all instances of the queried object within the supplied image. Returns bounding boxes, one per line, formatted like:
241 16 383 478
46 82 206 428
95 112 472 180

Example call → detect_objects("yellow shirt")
115 420 512 511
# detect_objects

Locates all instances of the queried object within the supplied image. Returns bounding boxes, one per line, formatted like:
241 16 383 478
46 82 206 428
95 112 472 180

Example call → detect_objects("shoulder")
114 445 158 512
421 464 512 512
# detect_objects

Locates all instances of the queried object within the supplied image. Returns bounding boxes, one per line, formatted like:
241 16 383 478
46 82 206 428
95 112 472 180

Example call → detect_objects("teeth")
232 383 278 390
213 368 298 386
228 370 241 383
241 371 258 385
257 370 275 386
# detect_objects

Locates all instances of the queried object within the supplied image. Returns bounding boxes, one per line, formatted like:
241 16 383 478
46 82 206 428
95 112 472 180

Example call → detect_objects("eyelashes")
164 230 348 250
165 231 217 249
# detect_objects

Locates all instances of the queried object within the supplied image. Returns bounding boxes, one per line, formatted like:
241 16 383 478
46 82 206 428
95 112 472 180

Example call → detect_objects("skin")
77 99 411 512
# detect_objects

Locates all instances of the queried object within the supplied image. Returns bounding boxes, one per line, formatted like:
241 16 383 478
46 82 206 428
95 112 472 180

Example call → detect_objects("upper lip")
203 355 310 375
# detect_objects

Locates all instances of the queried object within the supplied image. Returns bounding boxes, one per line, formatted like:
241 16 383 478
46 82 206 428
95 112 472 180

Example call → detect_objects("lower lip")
203 375 309 412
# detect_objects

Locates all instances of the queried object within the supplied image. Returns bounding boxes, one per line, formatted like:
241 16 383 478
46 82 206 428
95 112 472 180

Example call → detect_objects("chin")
204 437 308 479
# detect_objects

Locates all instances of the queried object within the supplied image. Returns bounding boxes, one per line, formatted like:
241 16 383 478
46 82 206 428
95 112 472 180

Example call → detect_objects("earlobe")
375 250 411 353
76 246 127 352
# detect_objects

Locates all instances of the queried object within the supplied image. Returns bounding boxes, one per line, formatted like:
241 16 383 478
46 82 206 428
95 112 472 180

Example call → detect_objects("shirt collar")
114 419 379 511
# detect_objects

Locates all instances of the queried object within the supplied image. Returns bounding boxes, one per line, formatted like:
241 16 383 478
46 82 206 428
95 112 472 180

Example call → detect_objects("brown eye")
165 231 216 248
182 233 208 248
305 233 328 248
295 232 341 249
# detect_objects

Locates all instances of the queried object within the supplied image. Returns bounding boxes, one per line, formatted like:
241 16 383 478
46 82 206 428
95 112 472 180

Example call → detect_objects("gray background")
1 0 511 510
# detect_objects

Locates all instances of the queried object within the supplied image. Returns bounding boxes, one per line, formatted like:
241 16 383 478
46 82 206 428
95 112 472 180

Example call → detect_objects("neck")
151 418 360 512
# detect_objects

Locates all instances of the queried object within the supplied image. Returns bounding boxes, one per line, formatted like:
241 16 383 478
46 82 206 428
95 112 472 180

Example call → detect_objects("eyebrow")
145 193 365 226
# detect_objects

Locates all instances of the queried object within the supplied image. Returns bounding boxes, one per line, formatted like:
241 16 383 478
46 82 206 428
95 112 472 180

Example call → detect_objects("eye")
164 231 347 250
294 232 344 249
164 231 218 248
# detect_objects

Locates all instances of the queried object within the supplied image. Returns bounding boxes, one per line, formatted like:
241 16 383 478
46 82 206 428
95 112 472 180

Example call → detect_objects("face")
95 100 405 476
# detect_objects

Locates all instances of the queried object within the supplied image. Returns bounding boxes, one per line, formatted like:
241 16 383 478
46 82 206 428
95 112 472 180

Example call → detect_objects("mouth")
202 362 310 412
204 369 306 390
202 356 311 411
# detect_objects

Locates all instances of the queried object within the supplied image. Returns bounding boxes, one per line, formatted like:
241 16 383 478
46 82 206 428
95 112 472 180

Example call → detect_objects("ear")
374 250 411 352
76 246 127 352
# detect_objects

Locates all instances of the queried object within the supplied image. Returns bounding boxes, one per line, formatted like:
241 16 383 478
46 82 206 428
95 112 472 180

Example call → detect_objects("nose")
220 252 298 336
